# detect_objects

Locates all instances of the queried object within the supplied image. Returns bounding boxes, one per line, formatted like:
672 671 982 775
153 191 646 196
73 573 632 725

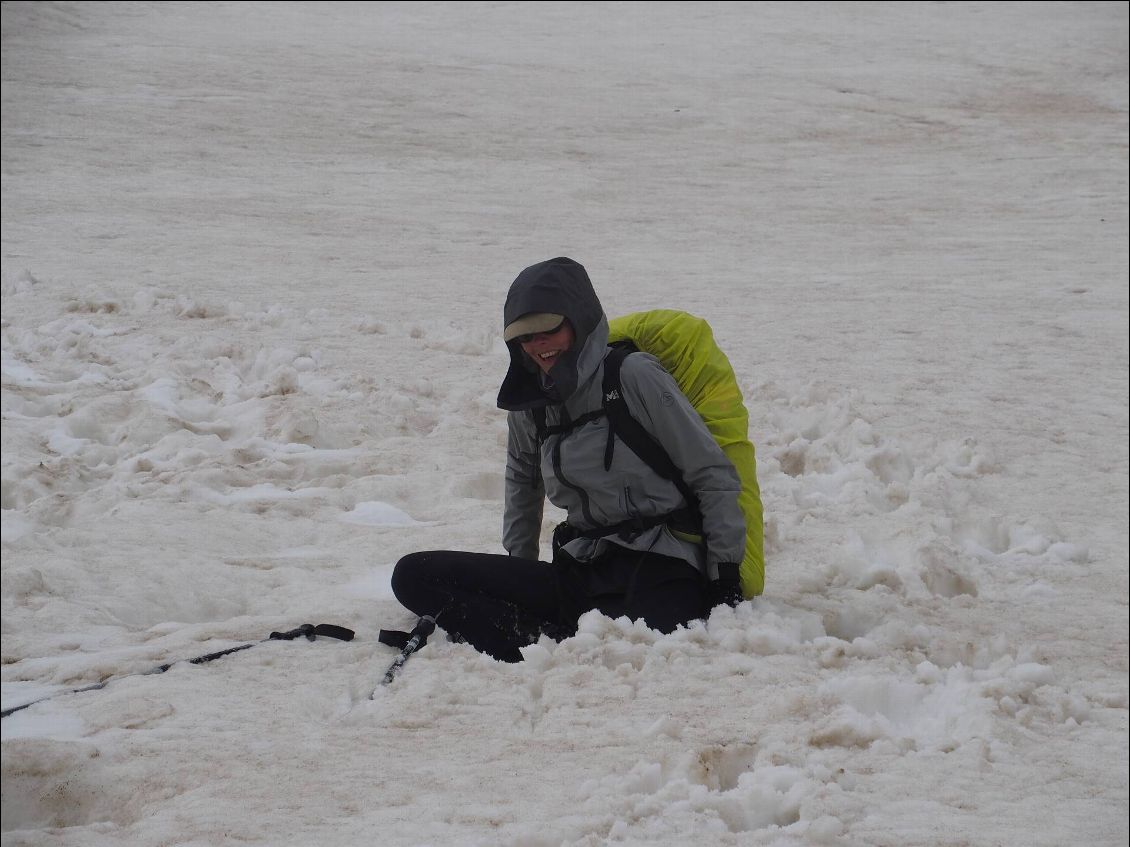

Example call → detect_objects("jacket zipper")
549 415 599 528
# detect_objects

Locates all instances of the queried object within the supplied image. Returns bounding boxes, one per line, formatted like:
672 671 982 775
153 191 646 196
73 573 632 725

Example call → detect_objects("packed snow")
1 2 1127 845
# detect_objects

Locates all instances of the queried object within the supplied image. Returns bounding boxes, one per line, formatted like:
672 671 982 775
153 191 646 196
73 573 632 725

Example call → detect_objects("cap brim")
503 312 565 342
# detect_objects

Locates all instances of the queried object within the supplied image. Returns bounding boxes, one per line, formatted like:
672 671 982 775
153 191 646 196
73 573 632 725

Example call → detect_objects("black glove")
708 562 743 609
552 521 580 559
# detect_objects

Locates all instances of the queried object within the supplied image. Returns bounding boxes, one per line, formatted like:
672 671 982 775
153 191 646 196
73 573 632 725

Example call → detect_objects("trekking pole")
375 615 436 690
1 622 354 719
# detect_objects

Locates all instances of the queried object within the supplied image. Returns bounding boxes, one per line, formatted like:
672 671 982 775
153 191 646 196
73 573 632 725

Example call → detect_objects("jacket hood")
497 257 609 411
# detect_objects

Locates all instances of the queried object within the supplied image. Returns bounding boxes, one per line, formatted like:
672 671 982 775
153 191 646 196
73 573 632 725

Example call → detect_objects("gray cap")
503 312 564 342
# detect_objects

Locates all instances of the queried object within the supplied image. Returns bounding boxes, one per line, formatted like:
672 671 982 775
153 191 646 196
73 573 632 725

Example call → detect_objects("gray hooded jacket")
497 258 744 580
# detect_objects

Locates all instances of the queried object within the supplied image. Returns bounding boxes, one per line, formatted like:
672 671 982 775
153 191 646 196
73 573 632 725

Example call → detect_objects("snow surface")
1 2 1127 845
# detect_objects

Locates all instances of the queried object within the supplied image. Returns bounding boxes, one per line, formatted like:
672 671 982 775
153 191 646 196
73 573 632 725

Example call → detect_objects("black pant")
390 547 707 662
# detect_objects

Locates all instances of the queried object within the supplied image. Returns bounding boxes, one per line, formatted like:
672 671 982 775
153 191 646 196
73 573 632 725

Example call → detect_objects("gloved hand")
708 562 743 609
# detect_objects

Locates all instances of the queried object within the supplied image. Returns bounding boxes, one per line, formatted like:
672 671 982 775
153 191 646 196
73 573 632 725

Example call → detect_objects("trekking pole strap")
0 622 355 719
378 629 412 650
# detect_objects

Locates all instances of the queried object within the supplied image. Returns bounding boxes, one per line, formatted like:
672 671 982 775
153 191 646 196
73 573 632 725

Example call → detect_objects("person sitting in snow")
391 257 745 661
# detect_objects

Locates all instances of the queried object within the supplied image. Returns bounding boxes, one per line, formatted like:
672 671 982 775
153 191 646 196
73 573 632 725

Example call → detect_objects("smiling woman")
515 317 574 374
390 257 747 661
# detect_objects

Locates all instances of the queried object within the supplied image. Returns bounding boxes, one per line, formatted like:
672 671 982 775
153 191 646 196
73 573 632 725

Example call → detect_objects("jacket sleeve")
502 410 545 561
618 354 745 579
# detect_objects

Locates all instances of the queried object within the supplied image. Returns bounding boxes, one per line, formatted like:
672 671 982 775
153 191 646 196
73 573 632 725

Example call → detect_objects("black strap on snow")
0 622 355 719
284 623 354 642
378 629 412 650
156 623 354 672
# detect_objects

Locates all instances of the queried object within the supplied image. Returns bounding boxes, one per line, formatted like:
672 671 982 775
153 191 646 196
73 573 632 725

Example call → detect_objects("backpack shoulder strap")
601 344 697 510
601 342 636 469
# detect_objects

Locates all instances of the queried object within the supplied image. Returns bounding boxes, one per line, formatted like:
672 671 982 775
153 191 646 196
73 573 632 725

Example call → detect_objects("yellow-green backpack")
607 310 764 597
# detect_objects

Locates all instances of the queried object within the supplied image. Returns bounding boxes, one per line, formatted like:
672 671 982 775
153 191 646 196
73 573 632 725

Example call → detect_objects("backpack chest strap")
537 408 605 439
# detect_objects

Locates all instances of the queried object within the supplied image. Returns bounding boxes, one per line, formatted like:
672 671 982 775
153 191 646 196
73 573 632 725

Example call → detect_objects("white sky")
2 2 1127 845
